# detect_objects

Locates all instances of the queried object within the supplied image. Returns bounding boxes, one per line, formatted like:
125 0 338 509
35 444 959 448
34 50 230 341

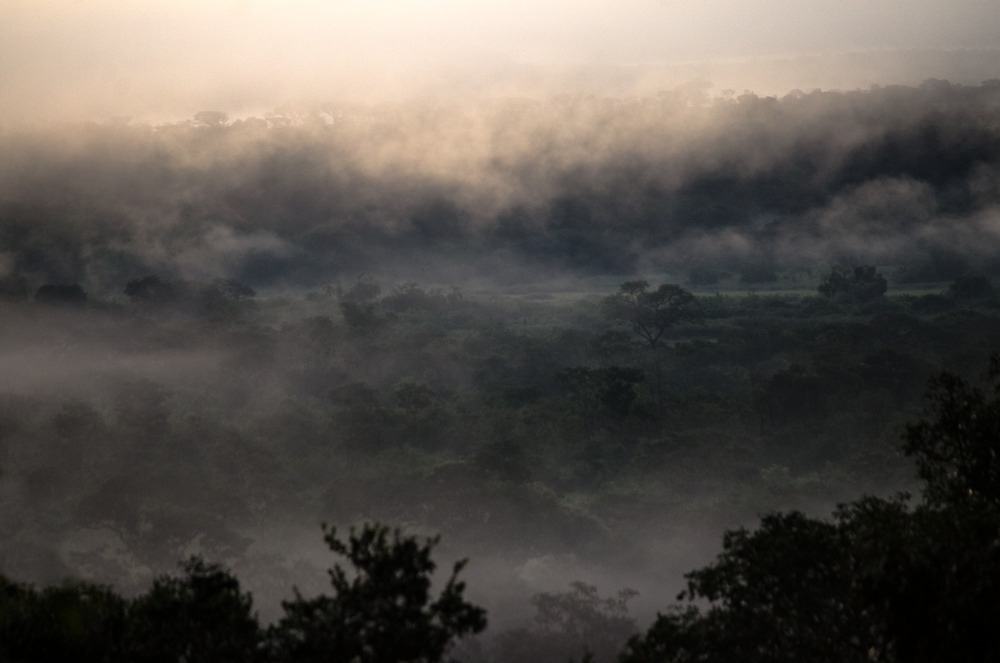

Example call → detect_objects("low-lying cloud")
2 79 1000 293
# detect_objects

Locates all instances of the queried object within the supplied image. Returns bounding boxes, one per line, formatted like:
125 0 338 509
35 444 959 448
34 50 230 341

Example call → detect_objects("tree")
0 577 127 663
902 354 1000 508
337 274 381 303
340 301 393 332
555 366 645 433
601 281 700 349
0 524 487 663
268 523 487 663
621 355 1000 663
124 557 261 663
193 111 229 128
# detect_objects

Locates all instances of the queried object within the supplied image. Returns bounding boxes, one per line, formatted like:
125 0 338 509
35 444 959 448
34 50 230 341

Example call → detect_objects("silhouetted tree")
123 557 260 663
337 274 381 303
340 301 393 332
268 523 486 663
602 282 700 349
621 355 1000 663
902 353 1000 508
193 111 229 128
0 577 126 663
2 525 485 663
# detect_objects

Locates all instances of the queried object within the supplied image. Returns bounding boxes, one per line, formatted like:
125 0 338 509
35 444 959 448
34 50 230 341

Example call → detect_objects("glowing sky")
2 0 1000 120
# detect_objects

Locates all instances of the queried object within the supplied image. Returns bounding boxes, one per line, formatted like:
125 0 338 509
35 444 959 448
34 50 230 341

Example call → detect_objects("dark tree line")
5 354 1000 661
7 264 1000 662
621 356 1000 663
0 524 485 663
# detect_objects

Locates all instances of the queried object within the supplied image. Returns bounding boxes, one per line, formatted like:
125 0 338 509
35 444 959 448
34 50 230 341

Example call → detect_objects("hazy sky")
2 0 1000 121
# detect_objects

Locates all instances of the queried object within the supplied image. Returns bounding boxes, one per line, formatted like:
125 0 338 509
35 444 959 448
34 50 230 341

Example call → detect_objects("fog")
2 80 1000 293
2 2 1000 660
0 297 761 631
3 0 1000 121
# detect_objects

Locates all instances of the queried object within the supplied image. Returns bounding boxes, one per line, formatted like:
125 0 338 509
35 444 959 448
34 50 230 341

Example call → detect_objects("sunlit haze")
2 0 1000 121
5 1 1000 655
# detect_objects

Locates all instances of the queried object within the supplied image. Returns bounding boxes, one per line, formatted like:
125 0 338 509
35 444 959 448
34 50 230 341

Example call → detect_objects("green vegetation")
622 355 1000 662
6 77 1000 660
1 524 484 663
600 281 701 348
2 269 1000 660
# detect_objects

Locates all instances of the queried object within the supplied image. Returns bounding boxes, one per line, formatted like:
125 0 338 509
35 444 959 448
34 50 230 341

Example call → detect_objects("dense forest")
2 266 1000 660
2 78 1000 660
3 79 1000 290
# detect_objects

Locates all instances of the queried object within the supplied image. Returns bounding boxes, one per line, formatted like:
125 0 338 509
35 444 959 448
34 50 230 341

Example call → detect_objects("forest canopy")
5 58 1000 663
2 79 1000 291
4 350 1000 661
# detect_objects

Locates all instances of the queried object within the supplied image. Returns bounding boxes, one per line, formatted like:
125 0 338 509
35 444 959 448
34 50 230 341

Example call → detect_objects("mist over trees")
5 339 1000 661
0 524 485 663
622 356 1000 663
2 79 1000 291
5 75 1000 662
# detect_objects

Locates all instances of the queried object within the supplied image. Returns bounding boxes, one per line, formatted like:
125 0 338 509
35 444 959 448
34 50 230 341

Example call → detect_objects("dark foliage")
759 364 828 427
340 301 393 332
0 527 484 663
10 76 1000 663
337 274 382 303
556 366 645 432
268 523 486 663
4 82 1000 287
0 562 262 663
602 282 700 349
123 557 260 663
123 275 257 321
0 577 126 663
621 355 1000 663
902 354 1000 508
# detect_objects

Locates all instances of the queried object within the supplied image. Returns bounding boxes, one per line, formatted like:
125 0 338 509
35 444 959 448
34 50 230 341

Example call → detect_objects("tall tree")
268 523 487 663
621 355 1000 663
124 557 260 663
601 281 700 349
